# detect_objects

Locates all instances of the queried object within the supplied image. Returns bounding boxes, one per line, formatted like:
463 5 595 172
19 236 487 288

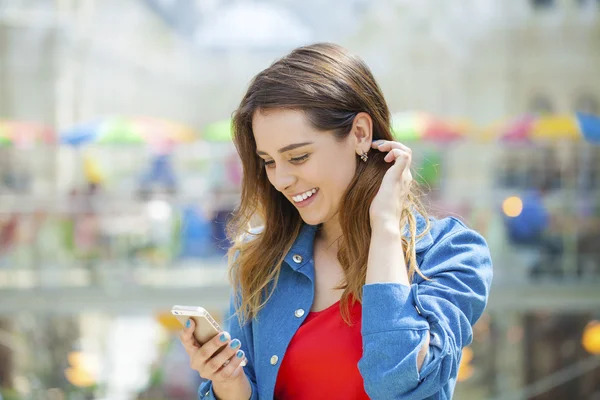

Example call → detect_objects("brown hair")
227 43 430 325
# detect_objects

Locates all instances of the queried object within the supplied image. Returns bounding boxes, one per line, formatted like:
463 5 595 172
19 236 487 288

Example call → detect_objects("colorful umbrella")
391 112 464 142
0 121 55 148
60 116 198 147
498 114 597 143
203 119 233 142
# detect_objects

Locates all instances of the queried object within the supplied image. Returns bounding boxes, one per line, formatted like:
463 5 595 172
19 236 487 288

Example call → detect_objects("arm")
198 294 258 400
358 224 493 399
365 223 430 370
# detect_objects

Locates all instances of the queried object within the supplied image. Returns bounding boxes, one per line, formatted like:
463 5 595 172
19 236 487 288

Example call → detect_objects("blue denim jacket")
198 216 493 399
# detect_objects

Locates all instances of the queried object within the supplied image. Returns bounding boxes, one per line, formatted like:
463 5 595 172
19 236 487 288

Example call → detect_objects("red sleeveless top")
274 298 370 399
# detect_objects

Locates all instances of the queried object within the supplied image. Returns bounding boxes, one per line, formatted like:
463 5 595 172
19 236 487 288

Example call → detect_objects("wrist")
212 373 251 400
370 219 402 237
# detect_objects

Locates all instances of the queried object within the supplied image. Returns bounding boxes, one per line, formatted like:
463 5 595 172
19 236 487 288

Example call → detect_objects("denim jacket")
198 216 493 399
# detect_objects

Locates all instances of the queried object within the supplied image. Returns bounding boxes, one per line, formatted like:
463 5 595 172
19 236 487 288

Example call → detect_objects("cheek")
323 161 356 196
265 168 274 185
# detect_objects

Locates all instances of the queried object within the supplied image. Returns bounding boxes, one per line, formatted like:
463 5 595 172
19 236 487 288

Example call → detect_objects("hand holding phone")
173 305 248 384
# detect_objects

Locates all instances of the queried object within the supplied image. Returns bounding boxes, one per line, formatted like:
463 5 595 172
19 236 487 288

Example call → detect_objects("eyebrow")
256 141 313 156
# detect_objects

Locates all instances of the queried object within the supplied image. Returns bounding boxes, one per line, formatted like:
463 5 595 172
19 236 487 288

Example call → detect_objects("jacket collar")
283 214 433 272
283 223 319 272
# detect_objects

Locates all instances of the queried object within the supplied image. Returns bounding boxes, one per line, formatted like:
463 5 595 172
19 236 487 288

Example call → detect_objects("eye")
290 154 309 163
262 159 275 169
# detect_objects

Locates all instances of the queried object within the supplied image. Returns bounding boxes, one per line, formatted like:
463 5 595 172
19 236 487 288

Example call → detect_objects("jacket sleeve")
358 227 493 399
198 294 259 400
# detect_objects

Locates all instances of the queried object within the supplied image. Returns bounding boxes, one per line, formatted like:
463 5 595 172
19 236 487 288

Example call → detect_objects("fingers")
178 318 248 384
371 140 412 154
199 332 232 362
385 148 411 168
219 349 246 380
374 143 413 183
179 319 200 354
204 338 241 376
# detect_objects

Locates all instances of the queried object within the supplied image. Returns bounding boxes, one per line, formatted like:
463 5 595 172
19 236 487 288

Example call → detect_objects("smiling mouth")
291 188 318 203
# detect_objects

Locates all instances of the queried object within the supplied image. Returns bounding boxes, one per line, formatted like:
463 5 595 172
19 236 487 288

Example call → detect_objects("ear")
351 112 373 156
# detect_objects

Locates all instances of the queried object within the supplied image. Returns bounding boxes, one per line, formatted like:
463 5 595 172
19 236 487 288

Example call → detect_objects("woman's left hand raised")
368 140 413 230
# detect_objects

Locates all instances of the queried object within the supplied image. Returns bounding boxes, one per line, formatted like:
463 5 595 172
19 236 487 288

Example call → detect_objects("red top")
274 298 370 400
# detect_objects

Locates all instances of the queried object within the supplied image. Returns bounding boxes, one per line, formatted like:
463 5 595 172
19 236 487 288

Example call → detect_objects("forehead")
252 109 322 150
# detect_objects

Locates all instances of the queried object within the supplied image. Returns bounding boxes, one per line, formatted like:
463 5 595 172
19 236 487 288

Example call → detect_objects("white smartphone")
171 305 223 345
171 304 248 366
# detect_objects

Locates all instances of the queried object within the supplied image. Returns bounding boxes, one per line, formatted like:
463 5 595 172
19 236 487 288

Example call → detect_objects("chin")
298 211 326 227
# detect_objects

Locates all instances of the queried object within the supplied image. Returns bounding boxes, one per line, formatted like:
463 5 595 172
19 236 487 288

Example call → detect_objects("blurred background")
0 0 599 399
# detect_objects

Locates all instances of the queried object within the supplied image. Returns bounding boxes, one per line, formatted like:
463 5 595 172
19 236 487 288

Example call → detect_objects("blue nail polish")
236 350 244 359
220 333 228 342
185 320 191 329
230 339 241 349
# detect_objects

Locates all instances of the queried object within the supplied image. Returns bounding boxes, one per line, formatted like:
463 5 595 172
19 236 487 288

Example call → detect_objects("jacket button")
292 254 303 263
295 309 305 318
270 355 279 365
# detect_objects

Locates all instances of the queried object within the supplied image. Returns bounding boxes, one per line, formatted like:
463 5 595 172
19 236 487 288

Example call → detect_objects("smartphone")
171 305 222 345
171 305 248 366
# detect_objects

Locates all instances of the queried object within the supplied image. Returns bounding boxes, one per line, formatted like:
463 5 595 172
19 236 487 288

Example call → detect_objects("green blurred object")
203 119 233 142
96 118 144 144
416 151 441 186
391 112 422 141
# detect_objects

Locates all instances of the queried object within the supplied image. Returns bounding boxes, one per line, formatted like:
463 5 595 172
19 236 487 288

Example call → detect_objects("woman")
180 43 493 400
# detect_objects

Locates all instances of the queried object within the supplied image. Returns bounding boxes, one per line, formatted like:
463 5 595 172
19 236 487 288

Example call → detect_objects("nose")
271 164 296 193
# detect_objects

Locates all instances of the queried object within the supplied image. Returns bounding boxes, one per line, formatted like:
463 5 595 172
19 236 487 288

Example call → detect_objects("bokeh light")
502 196 523 217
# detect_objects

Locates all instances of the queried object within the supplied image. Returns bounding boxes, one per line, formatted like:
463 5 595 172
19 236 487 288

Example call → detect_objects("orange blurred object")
457 346 474 382
582 320 600 355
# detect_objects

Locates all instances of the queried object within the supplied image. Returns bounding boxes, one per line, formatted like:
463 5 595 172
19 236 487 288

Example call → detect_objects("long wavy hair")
227 43 430 325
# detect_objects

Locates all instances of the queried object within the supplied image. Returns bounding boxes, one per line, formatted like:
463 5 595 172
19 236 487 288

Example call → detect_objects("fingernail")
220 333 229 342
236 350 244 359
230 339 241 349
185 319 191 329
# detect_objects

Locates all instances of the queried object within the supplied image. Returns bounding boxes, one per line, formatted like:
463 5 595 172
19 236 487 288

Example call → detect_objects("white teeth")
292 188 318 203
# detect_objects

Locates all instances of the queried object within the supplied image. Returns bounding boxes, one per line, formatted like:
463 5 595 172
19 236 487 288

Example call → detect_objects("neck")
317 214 343 251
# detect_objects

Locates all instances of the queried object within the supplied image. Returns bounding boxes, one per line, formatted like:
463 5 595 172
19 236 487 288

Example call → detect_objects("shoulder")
427 216 482 245
418 216 492 278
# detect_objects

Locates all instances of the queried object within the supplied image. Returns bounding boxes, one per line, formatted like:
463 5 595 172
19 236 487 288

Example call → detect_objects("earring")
360 151 368 162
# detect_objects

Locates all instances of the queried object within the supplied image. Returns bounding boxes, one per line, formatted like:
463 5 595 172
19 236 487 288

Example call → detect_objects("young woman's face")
253 109 358 226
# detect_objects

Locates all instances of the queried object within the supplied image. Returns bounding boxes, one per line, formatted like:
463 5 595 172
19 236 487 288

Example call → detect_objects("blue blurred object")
139 154 178 192
60 121 102 146
179 205 214 258
577 112 600 144
212 209 233 255
504 191 549 243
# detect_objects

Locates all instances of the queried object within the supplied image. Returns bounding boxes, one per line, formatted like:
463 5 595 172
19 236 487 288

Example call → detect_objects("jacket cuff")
198 378 258 400
198 381 216 400
362 283 429 335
